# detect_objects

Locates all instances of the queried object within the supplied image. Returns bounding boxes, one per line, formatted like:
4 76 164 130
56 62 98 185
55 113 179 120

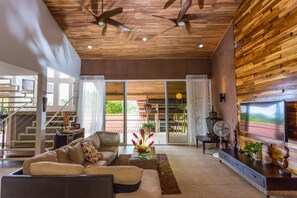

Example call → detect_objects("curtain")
186 75 212 145
78 75 105 137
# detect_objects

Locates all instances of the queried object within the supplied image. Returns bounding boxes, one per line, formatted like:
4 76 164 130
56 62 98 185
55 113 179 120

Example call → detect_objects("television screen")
240 101 286 142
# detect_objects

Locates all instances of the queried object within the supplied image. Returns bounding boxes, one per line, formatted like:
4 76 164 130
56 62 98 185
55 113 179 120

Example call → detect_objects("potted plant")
142 122 155 132
242 142 262 161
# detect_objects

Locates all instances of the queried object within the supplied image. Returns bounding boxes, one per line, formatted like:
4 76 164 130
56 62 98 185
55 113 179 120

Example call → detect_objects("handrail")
0 98 36 125
46 96 74 127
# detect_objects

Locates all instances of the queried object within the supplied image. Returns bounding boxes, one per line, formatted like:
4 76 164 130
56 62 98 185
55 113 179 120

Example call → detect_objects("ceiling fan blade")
152 15 168 20
177 0 192 23
160 25 178 34
164 0 177 9
91 0 98 15
76 0 97 18
98 7 123 20
106 18 131 32
185 21 192 34
198 0 204 9
90 21 99 25
102 24 107 36
181 14 199 21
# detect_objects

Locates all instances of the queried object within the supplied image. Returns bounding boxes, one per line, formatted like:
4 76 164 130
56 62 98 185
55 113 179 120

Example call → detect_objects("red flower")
139 139 142 145
148 141 154 147
133 132 138 139
140 128 145 138
148 133 154 138
132 139 136 145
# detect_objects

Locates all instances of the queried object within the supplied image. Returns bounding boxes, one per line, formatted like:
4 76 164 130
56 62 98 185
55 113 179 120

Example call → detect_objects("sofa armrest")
96 131 120 147
1 173 114 198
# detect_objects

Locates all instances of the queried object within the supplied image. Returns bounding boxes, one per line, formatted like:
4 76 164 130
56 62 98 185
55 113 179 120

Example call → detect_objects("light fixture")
198 44 204 48
142 37 147 42
87 45 93 49
219 93 226 102
177 21 186 27
176 93 183 99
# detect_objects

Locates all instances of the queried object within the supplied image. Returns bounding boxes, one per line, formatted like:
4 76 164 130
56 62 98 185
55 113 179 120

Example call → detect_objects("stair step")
0 147 53 152
10 140 54 148
18 133 56 140
0 92 27 97
0 85 18 91
34 120 75 127
26 126 62 133
0 78 11 84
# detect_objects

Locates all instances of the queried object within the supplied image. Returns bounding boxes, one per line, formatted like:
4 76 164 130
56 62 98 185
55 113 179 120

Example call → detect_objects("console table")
219 149 297 198
53 128 85 149
196 135 228 154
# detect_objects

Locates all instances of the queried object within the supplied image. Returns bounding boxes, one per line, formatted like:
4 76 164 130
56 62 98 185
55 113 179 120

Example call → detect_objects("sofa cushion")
55 145 71 163
101 151 116 165
30 161 84 175
83 160 107 167
23 151 58 175
85 133 100 149
68 143 85 165
69 137 84 146
81 140 103 163
116 169 161 198
84 166 143 185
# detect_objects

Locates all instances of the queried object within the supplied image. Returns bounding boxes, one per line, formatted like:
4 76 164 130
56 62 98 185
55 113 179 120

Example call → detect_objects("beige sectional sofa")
1 131 162 198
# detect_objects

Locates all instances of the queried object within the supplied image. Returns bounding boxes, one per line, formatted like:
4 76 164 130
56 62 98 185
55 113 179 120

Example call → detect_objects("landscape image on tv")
240 101 285 141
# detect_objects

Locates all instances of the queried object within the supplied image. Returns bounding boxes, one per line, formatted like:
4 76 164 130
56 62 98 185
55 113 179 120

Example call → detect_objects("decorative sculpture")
205 107 221 140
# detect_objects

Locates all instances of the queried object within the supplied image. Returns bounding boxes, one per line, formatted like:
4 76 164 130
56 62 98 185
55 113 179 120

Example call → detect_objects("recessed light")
198 44 204 48
87 45 93 49
142 37 147 41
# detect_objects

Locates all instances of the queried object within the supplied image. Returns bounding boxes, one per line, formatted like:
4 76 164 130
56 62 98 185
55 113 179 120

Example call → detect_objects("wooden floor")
0 145 287 197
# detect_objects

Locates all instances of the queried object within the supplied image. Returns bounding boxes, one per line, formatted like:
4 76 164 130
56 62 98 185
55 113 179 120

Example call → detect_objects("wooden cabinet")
219 149 297 198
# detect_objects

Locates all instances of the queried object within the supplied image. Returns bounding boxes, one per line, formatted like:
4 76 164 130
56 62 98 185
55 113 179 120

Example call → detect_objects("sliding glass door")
105 82 125 143
105 80 187 144
167 81 188 143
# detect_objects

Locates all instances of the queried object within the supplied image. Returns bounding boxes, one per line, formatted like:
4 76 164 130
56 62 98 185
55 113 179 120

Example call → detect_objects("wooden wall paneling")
235 0 297 173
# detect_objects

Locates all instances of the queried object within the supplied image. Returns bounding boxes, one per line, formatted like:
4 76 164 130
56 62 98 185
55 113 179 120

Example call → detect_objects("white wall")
0 0 80 79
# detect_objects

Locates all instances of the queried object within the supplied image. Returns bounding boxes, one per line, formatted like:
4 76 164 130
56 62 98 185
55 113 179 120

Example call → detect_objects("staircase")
11 112 76 148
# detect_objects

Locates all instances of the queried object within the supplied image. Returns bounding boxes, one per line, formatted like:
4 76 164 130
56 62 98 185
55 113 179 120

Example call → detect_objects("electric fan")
212 121 230 158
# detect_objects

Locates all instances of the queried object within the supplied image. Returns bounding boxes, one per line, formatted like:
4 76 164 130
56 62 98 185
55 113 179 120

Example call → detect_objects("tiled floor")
0 145 287 197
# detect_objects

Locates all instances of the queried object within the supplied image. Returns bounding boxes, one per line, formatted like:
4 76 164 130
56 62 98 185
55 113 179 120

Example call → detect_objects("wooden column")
35 73 47 155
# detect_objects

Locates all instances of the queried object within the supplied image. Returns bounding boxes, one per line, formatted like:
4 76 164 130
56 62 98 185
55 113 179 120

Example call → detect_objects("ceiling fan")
76 0 131 35
164 0 204 9
153 0 199 34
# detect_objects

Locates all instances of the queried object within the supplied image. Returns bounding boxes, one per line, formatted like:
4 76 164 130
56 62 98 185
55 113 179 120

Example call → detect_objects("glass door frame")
104 79 188 145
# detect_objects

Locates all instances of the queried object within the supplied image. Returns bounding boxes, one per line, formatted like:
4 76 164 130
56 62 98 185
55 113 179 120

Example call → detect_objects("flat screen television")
239 101 287 142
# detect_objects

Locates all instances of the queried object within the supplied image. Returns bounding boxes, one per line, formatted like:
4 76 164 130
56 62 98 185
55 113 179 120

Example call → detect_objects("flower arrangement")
132 128 154 154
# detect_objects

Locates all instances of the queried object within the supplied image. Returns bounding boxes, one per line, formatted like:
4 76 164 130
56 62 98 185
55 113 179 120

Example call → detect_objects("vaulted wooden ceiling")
44 0 242 59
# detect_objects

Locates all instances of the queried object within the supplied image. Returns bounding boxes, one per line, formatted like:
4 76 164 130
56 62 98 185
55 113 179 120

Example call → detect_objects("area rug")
113 154 181 195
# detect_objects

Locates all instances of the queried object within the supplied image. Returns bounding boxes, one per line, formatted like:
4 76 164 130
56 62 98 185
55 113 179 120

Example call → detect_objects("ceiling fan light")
177 21 186 27
142 37 147 41
98 21 105 26
87 45 93 49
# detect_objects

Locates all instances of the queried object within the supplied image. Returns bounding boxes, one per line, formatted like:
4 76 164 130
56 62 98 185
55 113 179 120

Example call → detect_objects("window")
59 83 69 106
47 83 54 106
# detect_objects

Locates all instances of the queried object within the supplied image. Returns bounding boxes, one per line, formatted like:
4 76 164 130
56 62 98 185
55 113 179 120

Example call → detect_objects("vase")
138 152 148 158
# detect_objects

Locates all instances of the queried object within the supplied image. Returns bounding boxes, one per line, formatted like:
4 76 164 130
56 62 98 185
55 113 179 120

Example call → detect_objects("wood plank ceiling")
44 0 242 59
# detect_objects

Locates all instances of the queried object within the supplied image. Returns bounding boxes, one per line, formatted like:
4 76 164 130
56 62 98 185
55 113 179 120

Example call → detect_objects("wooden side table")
196 135 228 154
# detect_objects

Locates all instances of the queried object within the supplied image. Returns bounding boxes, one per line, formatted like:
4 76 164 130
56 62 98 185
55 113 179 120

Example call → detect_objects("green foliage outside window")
106 101 123 114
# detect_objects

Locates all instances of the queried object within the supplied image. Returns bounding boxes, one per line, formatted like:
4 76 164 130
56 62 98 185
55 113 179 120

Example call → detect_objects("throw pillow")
23 151 58 175
81 140 102 163
30 161 84 175
68 143 85 164
55 145 71 163
84 166 143 185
